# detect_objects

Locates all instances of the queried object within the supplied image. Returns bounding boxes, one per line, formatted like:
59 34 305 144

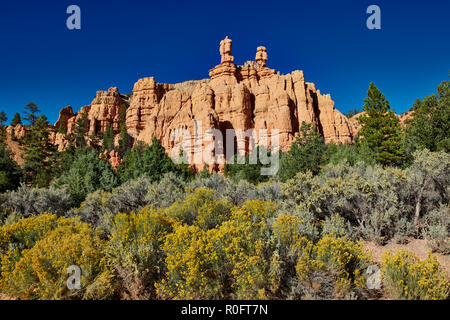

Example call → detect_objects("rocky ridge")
10 37 366 171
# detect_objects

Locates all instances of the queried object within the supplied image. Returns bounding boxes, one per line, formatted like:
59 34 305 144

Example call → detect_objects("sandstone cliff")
52 37 358 171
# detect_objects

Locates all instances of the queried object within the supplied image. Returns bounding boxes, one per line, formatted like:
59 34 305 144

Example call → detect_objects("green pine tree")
73 108 88 148
0 143 23 193
24 102 40 127
357 82 404 166
279 122 326 181
102 124 114 151
11 112 22 126
118 104 131 156
118 137 191 183
225 146 271 184
0 111 7 142
54 149 118 206
405 80 449 155
57 117 68 135
23 115 57 187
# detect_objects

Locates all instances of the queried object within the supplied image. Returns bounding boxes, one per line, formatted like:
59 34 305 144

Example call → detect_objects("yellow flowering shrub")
165 187 232 230
158 200 277 300
157 224 228 299
106 206 174 299
217 200 277 299
381 250 449 300
295 235 371 298
1 222 111 299
0 213 82 288
273 214 303 246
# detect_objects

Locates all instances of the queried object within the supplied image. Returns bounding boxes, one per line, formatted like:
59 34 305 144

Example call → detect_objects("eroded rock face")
100 149 122 171
56 37 357 171
127 37 354 158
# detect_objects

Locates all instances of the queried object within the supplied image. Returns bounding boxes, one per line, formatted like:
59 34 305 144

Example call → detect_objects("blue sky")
0 0 449 124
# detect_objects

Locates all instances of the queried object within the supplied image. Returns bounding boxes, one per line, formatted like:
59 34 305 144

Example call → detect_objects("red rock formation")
126 37 354 165
56 37 358 171
100 149 122 171
54 106 74 132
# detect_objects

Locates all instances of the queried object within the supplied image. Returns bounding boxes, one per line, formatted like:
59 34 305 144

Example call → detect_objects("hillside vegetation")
0 81 448 300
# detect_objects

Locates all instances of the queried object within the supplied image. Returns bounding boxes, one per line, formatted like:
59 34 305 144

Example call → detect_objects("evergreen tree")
0 111 7 142
118 104 131 157
344 108 360 118
224 146 271 184
357 82 404 166
54 149 119 207
118 137 189 183
23 115 57 187
11 112 22 126
57 117 67 135
279 122 326 181
0 143 23 193
405 80 449 155
73 108 88 148
324 140 375 167
24 102 40 126
102 124 114 151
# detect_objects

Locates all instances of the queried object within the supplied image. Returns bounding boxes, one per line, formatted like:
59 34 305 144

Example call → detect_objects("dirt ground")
363 238 450 278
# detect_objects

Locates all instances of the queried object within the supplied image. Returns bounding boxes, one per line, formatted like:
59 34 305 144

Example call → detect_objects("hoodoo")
53 37 355 171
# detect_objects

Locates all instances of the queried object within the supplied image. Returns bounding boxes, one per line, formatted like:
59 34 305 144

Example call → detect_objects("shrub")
158 200 278 300
381 250 449 300
0 214 112 299
256 181 282 202
295 235 371 299
222 179 258 206
322 214 350 239
157 224 229 299
106 207 173 299
165 188 232 230
2 223 111 299
145 172 186 209
422 205 450 254
0 214 71 270
404 149 450 229
274 210 320 243
273 214 305 246
109 175 152 213
69 190 113 228
188 173 228 195
1 184 72 217
217 200 278 299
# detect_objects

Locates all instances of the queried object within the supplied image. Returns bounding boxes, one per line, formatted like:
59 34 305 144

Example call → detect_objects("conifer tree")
0 143 23 192
0 111 7 142
102 124 114 152
405 80 449 154
118 104 131 157
23 115 57 187
73 108 88 149
24 102 40 126
57 117 68 135
279 122 326 181
357 83 404 166
118 137 191 183
11 112 22 126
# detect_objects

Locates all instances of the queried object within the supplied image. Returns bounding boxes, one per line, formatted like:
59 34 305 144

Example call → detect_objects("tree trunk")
413 185 425 228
